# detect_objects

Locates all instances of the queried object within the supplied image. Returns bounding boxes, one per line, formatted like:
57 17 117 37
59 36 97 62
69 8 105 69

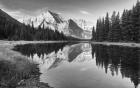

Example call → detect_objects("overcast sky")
0 0 138 25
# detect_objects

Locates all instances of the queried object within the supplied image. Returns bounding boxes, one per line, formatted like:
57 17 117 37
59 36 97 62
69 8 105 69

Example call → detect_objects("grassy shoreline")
91 42 140 47
0 40 67 46
1 40 140 46
1 40 140 49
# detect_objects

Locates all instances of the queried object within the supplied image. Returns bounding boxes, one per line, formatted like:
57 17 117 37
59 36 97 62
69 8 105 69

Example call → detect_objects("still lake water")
3 42 140 88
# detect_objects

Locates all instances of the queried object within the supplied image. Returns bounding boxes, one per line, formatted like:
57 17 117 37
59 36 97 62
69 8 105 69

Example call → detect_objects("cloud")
80 10 91 15
0 3 28 19
58 12 62 14
35 7 62 15
0 5 38 20
4 9 29 20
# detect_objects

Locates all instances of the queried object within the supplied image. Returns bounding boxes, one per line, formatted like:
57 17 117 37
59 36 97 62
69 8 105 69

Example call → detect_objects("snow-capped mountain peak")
20 10 65 30
20 10 92 39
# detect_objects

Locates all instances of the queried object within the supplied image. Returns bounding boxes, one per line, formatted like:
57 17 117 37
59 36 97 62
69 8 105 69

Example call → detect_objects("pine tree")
92 26 96 40
130 1 140 42
96 19 100 41
101 17 105 41
121 10 132 42
104 13 110 41
108 11 121 42
108 11 116 42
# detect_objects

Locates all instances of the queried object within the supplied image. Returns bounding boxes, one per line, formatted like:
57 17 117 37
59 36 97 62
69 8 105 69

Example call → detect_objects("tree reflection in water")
92 45 140 88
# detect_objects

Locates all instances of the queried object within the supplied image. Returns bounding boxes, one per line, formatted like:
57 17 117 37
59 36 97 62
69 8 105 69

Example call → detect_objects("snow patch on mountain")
73 19 93 31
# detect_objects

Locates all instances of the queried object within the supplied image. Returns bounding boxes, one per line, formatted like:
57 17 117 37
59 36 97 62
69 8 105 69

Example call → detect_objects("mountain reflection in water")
13 43 140 88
